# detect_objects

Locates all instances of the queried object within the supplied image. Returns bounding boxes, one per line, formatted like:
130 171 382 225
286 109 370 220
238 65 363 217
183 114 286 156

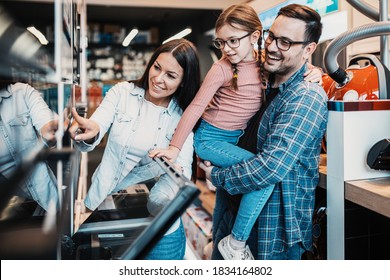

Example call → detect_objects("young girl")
150 4 322 260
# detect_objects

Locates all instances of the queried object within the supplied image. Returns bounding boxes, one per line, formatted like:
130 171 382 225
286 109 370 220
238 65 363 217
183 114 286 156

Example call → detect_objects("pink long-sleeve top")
170 57 263 150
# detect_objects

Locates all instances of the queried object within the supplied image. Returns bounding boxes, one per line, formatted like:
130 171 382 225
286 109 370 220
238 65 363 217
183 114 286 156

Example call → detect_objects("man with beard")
200 4 328 260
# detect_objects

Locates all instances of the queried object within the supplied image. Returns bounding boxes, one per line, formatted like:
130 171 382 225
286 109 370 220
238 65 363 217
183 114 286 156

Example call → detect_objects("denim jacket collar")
167 97 180 115
133 84 179 116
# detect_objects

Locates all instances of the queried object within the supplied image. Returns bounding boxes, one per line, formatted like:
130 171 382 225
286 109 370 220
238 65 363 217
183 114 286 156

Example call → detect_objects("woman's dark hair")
215 4 265 90
133 38 201 111
277 4 322 44
0 75 13 90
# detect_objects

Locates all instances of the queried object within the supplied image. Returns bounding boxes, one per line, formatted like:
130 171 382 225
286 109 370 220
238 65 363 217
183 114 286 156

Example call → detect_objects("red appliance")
322 54 388 101
321 54 390 154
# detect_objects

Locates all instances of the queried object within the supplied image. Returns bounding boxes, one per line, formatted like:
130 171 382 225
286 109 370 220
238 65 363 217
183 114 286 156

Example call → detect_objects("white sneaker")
217 235 254 260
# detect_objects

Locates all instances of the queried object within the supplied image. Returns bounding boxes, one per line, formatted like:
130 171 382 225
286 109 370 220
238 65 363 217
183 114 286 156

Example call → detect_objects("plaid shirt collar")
267 63 308 94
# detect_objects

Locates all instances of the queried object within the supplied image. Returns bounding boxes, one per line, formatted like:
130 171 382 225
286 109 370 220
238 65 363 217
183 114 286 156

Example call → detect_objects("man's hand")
198 160 214 181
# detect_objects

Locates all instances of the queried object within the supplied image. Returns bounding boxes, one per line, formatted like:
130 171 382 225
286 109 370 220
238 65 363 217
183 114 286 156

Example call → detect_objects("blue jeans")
211 205 304 260
144 221 186 260
194 119 274 241
211 205 258 259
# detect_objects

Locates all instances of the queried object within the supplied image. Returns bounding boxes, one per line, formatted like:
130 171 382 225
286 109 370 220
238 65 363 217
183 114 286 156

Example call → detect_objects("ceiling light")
27 26 49 45
122 28 138 47
162 27 192 44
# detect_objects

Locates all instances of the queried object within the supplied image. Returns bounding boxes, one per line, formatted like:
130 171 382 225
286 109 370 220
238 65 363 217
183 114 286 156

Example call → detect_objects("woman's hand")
40 120 59 146
68 107 100 142
40 114 70 146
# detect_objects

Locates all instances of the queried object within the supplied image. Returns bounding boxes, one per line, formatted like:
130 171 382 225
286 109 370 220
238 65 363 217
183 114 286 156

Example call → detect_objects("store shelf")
87 44 155 81
88 42 159 49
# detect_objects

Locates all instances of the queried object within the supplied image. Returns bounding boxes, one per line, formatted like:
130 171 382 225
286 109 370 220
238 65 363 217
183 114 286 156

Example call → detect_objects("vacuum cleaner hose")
346 0 386 21
323 22 390 84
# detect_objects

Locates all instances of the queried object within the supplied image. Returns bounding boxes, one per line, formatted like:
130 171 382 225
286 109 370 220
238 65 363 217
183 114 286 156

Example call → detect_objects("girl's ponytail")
231 63 239 90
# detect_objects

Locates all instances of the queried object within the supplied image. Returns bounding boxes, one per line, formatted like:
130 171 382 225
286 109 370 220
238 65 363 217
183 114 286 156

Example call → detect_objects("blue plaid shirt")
211 64 328 259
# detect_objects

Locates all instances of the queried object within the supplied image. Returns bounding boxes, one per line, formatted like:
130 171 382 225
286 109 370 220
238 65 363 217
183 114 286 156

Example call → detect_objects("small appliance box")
182 205 212 260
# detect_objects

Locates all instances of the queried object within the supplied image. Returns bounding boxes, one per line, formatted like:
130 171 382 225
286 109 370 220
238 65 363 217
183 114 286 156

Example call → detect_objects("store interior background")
1 0 245 83
1 0 390 260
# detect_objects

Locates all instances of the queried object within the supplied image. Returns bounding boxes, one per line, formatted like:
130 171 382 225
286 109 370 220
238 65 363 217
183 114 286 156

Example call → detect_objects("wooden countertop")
318 154 390 218
345 178 390 218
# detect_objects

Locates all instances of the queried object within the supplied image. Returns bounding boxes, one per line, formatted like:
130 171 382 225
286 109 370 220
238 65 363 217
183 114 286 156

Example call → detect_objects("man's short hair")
277 4 322 44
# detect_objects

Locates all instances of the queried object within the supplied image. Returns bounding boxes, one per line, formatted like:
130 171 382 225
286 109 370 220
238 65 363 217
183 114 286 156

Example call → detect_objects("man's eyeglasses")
213 33 251 49
263 30 310 51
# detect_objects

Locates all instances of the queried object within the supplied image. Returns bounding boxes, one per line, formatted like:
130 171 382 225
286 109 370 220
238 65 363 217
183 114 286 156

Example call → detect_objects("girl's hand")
68 107 100 142
304 65 324 85
149 145 180 162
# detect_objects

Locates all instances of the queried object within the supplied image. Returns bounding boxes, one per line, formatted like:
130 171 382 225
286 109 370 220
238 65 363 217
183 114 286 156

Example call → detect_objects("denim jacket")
74 82 194 211
0 83 58 211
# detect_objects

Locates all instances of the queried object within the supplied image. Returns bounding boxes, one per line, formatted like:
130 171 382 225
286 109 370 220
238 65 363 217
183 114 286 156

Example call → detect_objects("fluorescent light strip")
122 28 139 47
162 28 192 44
27 26 49 45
